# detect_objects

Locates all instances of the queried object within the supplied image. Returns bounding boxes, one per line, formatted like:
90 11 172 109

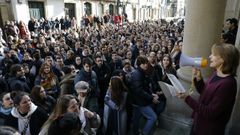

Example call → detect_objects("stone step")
157 112 193 135
153 128 171 135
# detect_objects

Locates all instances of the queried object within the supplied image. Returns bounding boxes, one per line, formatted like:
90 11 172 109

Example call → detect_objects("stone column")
178 0 227 82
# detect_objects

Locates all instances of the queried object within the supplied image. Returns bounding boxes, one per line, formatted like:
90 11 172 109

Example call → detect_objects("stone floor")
153 129 171 135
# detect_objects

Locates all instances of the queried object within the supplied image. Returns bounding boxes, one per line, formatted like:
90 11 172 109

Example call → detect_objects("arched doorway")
84 2 92 15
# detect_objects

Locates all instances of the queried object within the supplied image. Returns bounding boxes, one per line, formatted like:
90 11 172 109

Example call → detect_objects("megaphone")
180 53 208 68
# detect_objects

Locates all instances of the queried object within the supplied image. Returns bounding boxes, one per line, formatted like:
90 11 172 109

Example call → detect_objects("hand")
152 94 160 104
156 91 163 95
176 92 189 100
173 45 179 51
84 110 94 118
192 67 202 80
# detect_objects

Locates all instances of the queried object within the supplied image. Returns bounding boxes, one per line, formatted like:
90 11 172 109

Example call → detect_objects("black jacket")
6 107 48 135
130 67 153 106
92 62 111 93
8 76 30 92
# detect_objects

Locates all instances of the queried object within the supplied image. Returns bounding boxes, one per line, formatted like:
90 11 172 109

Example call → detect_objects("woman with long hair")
39 94 100 135
160 54 177 84
18 21 30 39
103 76 128 135
34 63 60 99
30 85 55 115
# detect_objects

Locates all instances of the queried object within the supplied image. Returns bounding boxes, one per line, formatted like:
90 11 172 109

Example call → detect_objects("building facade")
0 0 186 26
0 0 239 26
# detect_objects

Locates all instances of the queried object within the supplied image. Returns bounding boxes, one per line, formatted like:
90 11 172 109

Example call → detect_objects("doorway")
28 1 45 20
65 3 76 19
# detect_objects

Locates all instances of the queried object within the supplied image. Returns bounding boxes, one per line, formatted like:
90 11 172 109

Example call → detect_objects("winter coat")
79 107 101 135
59 73 75 95
74 69 99 97
185 73 237 135
80 93 99 113
129 67 153 106
8 76 30 92
6 103 48 135
103 90 128 135
0 104 12 125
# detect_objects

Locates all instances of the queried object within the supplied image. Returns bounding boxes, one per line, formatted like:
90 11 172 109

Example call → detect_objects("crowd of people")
0 14 238 135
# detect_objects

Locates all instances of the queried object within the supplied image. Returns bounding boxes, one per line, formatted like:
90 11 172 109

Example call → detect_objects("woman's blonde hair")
211 43 239 76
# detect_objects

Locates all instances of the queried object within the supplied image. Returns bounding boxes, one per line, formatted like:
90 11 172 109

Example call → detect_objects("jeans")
132 105 157 135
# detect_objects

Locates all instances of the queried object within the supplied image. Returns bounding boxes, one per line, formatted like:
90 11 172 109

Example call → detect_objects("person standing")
5 92 48 135
178 43 240 135
130 56 158 135
103 76 128 135
74 57 99 98
0 92 13 125
92 55 111 110
7 64 30 93
75 81 99 113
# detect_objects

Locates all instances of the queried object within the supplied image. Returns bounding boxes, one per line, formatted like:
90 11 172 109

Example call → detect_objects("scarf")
0 105 12 115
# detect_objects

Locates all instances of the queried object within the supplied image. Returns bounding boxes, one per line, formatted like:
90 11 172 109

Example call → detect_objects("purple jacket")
185 72 237 135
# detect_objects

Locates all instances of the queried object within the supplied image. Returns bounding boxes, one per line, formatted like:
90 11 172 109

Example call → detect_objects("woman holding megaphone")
177 43 239 135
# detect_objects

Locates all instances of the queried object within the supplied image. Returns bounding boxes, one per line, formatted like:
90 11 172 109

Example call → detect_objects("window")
65 3 76 19
84 2 92 15
28 1 45 20
109 4 114 15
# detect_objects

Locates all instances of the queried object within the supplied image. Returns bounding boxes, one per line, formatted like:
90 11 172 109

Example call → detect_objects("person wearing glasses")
75 81 99 113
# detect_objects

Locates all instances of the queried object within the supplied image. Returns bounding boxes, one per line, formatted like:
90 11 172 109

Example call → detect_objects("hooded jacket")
6 103 48 135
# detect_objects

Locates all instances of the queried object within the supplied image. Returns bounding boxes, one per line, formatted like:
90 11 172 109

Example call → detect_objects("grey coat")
103 90 127 135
